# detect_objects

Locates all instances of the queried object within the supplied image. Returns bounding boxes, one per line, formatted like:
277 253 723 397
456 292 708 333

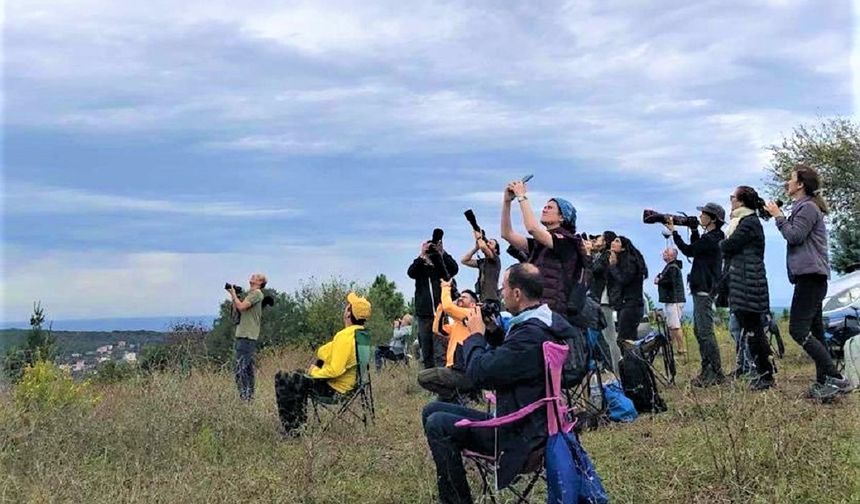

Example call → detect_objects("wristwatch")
516 195 528 202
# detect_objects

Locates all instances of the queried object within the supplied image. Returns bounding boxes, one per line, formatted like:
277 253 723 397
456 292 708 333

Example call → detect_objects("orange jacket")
435 283 471 368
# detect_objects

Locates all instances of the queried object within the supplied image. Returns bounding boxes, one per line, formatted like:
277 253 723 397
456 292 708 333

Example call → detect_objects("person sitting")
418 281 479 402
422 263 577 504
275 292 372 435
375 314 413 370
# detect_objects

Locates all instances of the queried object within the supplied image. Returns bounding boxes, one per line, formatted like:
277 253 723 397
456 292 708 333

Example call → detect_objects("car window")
823 286 860 312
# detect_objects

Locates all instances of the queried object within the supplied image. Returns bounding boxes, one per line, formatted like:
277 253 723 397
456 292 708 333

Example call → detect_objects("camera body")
426 228 452 281
225 283 244 294
642 209 699 228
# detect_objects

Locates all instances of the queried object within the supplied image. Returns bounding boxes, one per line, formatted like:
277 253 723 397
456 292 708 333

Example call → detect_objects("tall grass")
1 327 858 503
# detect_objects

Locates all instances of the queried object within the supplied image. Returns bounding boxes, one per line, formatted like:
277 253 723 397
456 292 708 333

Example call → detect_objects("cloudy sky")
2 0 858 323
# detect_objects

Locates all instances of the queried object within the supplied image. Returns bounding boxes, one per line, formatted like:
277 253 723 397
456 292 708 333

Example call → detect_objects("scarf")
726 206 755 238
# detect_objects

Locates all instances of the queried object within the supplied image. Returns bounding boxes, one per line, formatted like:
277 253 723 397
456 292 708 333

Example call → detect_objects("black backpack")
560 326 589 388
619 348 667 414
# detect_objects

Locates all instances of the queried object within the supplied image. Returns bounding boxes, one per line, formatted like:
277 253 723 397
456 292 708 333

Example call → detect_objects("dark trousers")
274 372 335 434
422 401 494 504
790 274 839 383
234 338 258 401
693 294 723 376
418 367 475 403
736 311 773 379
417 316 437 369
374 346 406 371
616 303 644 344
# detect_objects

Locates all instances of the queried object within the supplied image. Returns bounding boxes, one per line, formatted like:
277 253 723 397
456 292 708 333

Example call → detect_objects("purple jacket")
775 196 829 283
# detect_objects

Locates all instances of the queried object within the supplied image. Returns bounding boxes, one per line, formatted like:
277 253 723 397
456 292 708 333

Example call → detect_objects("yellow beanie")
347 292 372 320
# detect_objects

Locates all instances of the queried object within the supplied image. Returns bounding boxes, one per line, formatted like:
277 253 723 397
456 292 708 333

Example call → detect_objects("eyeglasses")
729 194 737 200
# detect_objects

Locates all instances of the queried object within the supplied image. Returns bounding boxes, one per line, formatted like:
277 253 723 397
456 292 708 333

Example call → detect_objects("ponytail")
795 165 830 215
736 186 771 221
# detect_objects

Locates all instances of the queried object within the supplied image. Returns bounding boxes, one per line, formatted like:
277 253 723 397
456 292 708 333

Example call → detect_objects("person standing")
408 237 459 369
460 230 502 302
667 202 726 386
655 247 686 355
500 179 583 318
608 236 648 346
590 231 621 373
228 273 268 401
720 187 773 391
765 166 851 399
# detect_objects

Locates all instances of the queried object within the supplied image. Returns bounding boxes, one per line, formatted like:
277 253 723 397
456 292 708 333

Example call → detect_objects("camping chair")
311 329 376 434
455 341 573 503
566 328 610 428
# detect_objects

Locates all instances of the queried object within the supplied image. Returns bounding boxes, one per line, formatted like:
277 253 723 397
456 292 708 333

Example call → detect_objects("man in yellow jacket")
275 292 372 435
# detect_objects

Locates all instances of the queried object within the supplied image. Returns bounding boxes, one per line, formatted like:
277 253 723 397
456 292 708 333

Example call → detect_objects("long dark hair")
735 186 771 220
617 236 648 279
794 165 829 214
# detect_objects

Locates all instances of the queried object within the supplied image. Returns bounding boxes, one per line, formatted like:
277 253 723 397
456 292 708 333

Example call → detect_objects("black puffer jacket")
720 215 770 314
608 253 645 310
656 260 686 304
589 250 621 307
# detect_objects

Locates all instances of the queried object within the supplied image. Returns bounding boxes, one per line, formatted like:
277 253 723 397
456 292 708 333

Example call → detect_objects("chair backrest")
353 329 372 387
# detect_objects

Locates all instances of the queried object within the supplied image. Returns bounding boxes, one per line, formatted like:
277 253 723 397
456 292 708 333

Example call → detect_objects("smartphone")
521 174 534 183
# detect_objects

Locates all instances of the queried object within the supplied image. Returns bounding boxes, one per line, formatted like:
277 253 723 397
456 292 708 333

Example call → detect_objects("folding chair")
311 329 376 434
456 341 573 503
633 310 676 386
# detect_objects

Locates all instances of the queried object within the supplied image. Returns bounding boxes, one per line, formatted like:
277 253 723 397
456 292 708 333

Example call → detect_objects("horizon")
3 1 859 322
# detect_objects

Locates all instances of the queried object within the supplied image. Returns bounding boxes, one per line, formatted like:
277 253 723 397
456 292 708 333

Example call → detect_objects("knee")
422 401 444 427
423 411 455 440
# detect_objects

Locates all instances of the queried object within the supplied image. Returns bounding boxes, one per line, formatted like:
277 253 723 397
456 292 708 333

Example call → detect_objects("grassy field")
1 325 859 504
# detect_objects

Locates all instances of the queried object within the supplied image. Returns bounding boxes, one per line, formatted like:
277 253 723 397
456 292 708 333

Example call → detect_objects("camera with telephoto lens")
426 228 452 280
642 209 699 228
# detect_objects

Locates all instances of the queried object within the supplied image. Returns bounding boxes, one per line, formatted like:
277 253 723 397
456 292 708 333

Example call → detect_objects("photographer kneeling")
275 293 372 435
422 263 578 504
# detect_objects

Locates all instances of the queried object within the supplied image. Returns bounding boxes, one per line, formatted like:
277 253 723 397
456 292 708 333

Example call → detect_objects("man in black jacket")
667 202 726 386
408 236 459 368
421 263 577 504
655 247 686 354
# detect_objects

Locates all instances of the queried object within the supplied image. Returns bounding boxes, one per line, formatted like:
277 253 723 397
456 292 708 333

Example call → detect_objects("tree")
766 118 860 273
365 274 407 345
3 302 56 382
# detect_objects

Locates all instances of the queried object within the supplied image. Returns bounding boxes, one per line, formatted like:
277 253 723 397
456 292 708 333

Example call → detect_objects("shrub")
94 360 138 384
14 360 99 412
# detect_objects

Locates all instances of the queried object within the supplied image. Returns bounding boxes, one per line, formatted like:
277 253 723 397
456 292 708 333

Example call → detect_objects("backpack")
843 334 860 390
619 348 667 414
560 326 589 389
603 379 638 423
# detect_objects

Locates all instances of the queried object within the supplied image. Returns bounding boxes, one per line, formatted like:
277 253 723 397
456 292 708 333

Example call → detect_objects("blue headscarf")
551 197 576 227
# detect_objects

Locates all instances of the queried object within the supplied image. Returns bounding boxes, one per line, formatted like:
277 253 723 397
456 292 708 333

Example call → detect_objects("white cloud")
5 183 302 218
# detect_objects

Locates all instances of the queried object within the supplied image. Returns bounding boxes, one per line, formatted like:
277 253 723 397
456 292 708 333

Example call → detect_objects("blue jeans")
234 338 257 401
422 401 494 504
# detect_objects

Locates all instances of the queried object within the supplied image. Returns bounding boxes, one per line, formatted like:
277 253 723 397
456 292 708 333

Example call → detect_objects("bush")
14 360 99 412
94 360 138 384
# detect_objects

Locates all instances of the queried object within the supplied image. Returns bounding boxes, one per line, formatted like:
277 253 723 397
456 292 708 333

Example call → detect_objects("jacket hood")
507 304 576 341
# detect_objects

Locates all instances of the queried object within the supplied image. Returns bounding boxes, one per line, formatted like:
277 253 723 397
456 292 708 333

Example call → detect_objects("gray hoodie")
775 196 830 283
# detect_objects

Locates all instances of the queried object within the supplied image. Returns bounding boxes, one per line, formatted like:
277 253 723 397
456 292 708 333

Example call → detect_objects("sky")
2 0 858 324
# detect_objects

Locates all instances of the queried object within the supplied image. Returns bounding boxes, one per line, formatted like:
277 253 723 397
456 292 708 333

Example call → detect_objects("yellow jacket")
308 324 361 394
440 284 471 368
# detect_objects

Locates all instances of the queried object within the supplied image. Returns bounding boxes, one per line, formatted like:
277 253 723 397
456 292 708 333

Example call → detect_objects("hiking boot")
824 376 853 395
749 375 774 391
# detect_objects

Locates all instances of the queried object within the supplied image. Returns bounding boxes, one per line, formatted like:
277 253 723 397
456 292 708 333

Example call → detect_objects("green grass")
1 325 858 503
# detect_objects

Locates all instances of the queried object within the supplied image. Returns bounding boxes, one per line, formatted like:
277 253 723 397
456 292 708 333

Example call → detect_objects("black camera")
480 299 505 346
426 228 452 280
642 209 699 228
225 283 244 294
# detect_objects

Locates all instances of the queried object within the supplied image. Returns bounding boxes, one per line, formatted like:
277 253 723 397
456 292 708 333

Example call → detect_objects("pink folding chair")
455 341 573 503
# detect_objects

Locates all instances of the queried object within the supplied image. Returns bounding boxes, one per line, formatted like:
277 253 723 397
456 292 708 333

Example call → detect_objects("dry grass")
1 326 859 503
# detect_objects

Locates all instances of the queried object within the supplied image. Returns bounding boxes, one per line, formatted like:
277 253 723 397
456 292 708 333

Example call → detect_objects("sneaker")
824 375 854 395
749 375 774 391
808 381 839 402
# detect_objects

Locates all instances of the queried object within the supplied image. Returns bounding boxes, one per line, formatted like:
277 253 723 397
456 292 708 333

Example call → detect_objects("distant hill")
1 315 215 332
0 329 172 356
